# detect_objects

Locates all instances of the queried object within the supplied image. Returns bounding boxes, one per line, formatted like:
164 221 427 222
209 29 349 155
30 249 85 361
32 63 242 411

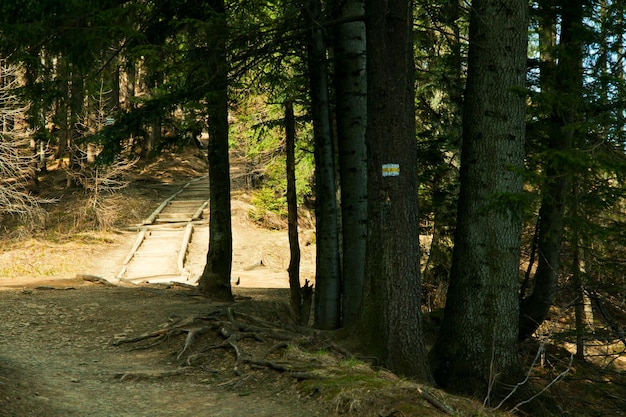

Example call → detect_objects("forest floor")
0 148 623 416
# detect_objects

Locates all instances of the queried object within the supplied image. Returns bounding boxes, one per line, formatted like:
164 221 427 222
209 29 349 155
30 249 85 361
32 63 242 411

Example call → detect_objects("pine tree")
359 0 430 380
306 0 341 330
197 0 234 301
519 0 585 341
430 0 528 398
332 0 368 327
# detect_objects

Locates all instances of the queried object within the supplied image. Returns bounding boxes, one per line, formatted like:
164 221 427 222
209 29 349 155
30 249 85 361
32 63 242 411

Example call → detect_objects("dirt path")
0 285 326 417
117 175 210 284
0 170 322 416
5 154 613 416
110 175 315 288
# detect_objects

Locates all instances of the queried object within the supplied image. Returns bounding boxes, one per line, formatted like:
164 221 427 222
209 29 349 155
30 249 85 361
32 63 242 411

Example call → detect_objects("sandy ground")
0 283 327 417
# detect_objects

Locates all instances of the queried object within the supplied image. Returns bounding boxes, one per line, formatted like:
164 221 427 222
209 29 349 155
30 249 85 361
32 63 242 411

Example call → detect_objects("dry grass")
0 181 161 282
0 236 107 279
0 148 205 281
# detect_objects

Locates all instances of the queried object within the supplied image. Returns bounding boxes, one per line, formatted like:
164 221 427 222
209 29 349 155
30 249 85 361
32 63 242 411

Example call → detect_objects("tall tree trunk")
285 100 309 325
332 0 368 327
141 115 161 159
124 59 136 112
110 54 120 113
70 68 84 149
55 59 70 161
519 0 584 341
359 0 430 380
570 181 586 360
306 0 342 330
197 0 233 302
55 83 70 162
65 67 84 187
430 0 528 399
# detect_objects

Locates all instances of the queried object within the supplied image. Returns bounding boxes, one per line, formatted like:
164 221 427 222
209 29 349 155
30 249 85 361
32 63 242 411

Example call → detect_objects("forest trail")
115 174 211 284
0 149 316 291
0 153 321 416
0 285 326 417
104 170 315 290
0 151 617 416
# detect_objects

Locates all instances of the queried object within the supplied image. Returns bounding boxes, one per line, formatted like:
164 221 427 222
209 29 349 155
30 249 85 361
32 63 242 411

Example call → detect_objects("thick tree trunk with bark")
519 0 583 340
197 0 233 302
430 0 528 399
306 0 342 330
332 0 368 327
359 0 430 380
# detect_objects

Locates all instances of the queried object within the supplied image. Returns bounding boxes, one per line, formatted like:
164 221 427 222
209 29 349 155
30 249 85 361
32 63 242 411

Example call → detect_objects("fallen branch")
587 290 626 349
511 354 574 413
114 369 185 381
34 286 76 291
417 386 455 415
78 274 118 286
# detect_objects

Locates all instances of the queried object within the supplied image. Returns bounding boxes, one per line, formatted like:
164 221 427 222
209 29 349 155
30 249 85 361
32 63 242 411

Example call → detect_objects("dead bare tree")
63 75 136 230
0 60 52 231
64 151 137 229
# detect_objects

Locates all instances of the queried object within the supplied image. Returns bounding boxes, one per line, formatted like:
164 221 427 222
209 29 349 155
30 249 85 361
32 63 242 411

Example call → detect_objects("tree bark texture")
285 100 304 324
307 0 342 330
360 0 430 380
430 0 528 398
519 0 583 340
198 0 233 302
332 0 368 327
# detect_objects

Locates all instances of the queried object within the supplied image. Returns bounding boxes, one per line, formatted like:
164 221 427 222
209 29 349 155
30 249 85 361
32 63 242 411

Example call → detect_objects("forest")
1 0 626 415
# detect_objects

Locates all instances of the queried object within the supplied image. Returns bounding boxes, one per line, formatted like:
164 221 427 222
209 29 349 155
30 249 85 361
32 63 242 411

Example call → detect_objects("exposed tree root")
112 306 337 380
114 369 185 381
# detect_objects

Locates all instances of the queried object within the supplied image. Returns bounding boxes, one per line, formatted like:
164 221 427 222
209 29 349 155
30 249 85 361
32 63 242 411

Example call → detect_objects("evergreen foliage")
521 0 626 343
414 1 468 310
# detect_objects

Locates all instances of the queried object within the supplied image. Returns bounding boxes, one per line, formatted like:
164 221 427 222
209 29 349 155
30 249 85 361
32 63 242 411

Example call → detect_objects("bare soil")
0 285 325 417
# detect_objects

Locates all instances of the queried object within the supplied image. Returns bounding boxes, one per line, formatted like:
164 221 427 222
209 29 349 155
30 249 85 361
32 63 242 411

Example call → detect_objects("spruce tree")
430 0 528 398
